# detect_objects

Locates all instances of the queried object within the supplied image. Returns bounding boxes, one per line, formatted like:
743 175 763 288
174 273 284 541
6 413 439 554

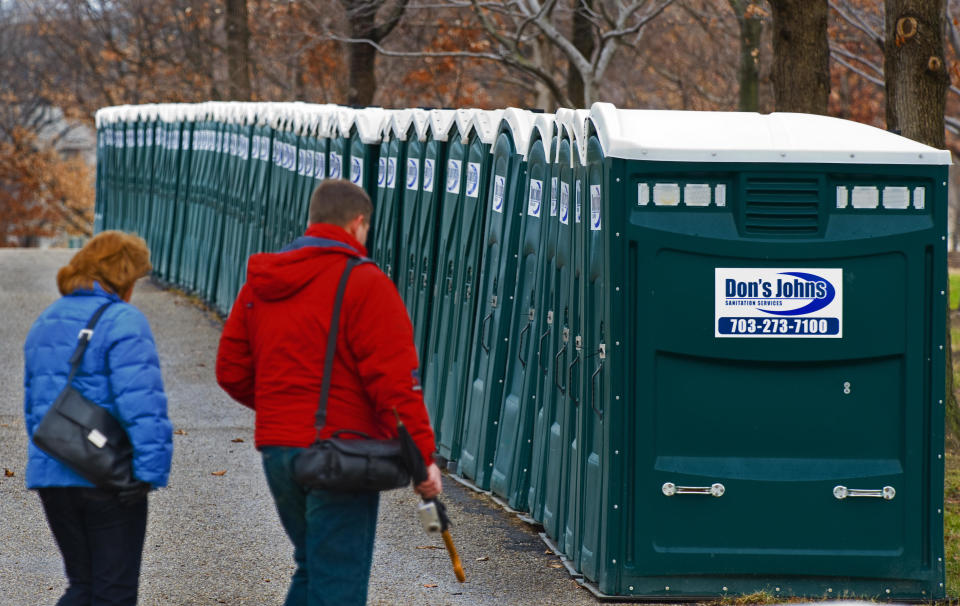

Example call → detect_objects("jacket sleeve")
107 306 174 487
344 266 436 465
216 284 256 409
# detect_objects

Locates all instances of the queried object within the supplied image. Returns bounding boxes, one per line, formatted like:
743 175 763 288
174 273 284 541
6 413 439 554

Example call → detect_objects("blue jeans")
261 446 380 606
38 487 148 606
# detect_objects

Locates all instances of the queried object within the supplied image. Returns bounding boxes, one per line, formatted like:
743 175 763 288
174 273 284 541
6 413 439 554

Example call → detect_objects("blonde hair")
57 231 152 297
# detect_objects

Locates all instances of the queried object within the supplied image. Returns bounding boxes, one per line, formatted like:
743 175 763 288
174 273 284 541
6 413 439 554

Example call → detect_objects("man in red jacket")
216 179 442 606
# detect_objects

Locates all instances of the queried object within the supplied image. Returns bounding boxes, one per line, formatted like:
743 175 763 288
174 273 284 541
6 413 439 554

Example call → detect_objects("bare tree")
728 0 765 111
768 0 829 113
225 0 252 100
336 0 410 105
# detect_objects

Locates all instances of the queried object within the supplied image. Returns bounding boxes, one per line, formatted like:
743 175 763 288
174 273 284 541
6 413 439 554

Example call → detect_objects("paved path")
0 249 623 606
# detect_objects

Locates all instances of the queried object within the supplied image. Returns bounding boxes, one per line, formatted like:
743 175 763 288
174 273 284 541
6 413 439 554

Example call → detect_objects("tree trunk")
567 0 595 109
225 0 252 101
768 0 829 114
729 0 762 112
883 0 956 445
346 34 378 106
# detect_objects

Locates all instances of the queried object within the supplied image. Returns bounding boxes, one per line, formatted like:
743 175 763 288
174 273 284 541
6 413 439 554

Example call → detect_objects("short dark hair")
309 179 373 227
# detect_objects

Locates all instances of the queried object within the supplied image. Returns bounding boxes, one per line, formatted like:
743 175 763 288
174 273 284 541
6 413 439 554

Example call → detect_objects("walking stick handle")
442 530 466 582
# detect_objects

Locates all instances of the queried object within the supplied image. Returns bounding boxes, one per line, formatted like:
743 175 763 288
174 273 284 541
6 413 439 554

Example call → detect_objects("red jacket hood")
246 224 369 302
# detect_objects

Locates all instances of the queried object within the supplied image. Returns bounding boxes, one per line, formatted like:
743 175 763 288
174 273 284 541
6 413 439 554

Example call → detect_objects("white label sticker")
528 179 543 217
590 184 601 230
492 175 506 213
350 156 363 185
314 153 325 179
715 268 843 338
550 177 558 217
87 429 107 449
559 182 570 225
423 158 435 192
329 153 342 179
377 157 387 187
387 157 397 189
575 180 582 223
406 158 420 190
466 162 481 198
446 160 462 194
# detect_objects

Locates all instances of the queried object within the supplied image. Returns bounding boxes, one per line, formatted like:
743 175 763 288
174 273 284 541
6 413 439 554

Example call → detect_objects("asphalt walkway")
0 249 619 606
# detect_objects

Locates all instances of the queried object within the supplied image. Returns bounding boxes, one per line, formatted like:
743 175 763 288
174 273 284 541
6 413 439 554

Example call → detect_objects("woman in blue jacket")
23 231 173 606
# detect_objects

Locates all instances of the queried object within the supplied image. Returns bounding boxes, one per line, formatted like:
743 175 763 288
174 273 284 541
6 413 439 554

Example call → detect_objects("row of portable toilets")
96 101 950 600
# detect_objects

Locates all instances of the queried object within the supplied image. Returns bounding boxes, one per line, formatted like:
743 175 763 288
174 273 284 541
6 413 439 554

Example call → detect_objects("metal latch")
528 307 536 321
662 482 725 497
574 335 583 351
833 485 895 500
546 310 554 325
490 295 498 308
598 343 606 360
562 327 570 342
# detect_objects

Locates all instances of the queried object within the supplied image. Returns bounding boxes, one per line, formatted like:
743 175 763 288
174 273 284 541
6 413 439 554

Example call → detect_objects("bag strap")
314 256 370 435
66 302 114 384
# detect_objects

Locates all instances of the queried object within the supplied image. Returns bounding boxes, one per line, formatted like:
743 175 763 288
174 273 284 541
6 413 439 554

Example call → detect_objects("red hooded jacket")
216 223 436 464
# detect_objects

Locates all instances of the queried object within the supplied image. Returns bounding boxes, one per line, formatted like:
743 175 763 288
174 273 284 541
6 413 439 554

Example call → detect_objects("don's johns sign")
715 268 843 338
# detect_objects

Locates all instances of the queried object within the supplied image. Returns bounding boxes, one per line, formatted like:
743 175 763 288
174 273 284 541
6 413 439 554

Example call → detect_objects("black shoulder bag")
32 302 136 490
292 257 411 492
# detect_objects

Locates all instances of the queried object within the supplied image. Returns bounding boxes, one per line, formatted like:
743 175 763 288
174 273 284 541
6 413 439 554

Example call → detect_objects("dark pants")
38 487 148 606
261 446 380 606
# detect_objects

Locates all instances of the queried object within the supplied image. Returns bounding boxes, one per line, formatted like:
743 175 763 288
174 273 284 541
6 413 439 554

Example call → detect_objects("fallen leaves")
422 583 438 588
475 556 489 561
550 563 563 569
211 470 227 476
416 545 443 550
4 468 14 477
231 438 244 443
173 429 187 435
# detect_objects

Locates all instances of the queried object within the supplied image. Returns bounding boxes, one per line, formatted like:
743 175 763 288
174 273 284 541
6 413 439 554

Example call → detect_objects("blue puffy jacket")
23 283 173 489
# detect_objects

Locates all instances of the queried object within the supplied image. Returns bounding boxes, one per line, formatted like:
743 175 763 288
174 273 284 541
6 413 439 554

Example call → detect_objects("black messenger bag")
293 257 411 492
32 303 136 490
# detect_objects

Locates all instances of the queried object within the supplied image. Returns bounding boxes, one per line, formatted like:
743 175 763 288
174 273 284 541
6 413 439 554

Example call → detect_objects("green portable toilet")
373 110 414 282
526 117 563 522
580 102 950 600
432 109 500 464
166 105 195 287
421 108 477 458
242 107 277 261
534 108 582 549
370 110 400 270
490 113 555 511
408 109 456 365
345 107 386 203
457 108 533 491
327 107 349 182
397 109 431 308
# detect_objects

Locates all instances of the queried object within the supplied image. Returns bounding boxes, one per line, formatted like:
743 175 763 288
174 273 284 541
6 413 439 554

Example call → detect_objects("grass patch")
946 451 960 597
950 271 960 310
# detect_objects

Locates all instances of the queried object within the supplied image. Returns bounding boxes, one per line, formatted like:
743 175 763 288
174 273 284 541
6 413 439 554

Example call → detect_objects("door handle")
479 310 493 354
833 485 895 500
567 351 580 406
518 323 531 368
662 482 725 497
554 344 567 395
537 326 551 374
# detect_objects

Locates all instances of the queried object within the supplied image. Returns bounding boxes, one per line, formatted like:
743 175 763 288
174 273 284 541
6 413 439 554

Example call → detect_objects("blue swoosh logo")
758 272 835 316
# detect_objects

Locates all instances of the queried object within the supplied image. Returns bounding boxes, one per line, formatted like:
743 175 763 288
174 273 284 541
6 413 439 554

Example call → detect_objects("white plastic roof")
428 109 457 142
411 109 431 142
352 107 386 144
553 108 578 165
454 109 480 143
499 108 535 160
530 113 555 159
472 110 504 145
389 109 415 141
590 102 952 165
